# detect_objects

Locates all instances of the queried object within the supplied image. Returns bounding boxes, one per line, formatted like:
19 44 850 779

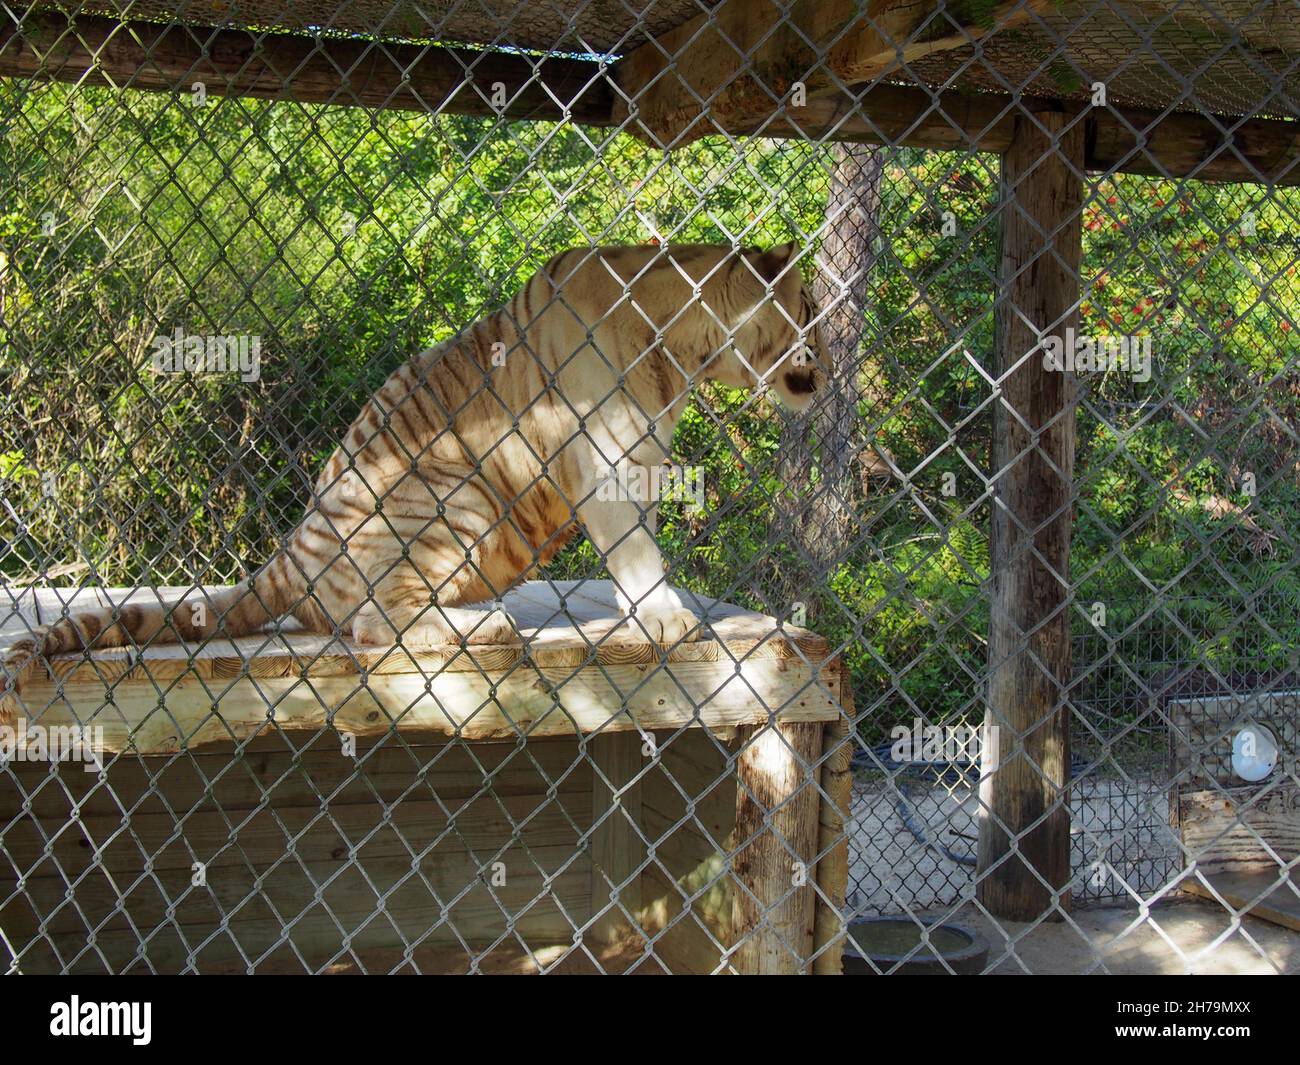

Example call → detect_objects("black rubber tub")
843 917 989 975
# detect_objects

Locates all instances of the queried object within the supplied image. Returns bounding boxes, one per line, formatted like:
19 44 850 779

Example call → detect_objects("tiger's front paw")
632 604 702 644
461 606 516 645
404 605 518 647
352 601 518 647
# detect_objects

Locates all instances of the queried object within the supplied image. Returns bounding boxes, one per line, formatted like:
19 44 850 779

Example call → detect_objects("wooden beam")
5 11 1300 187
1087 105 1300 187
2 12 1297 186
750 89 1300 186
731 720 823 974
614 0 1048 146
12 656 840 753
588 730 647 951
976 110 1081 922
0 12 613 123
612 0 1300 187
811 669 854 976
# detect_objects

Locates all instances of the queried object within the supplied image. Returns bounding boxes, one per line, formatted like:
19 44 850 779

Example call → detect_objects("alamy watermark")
595 462 705 513
890 717 989 764
1041 327 1152 382
50 996 151 1045
1 720 104 772
151 327 262 382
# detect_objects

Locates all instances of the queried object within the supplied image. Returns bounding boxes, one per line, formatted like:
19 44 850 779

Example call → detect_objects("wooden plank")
612 0 1300 186
5 924 649 975
637 729 737 974
1 580 833 681
0 12 613 123
588 730 645 949
1177 785 1300 873
812 664 853 975
180 938 655 975
1183 869 1300 933
9 736 587 821
1086 105 1300 187
4 868 591 973
6 843 589 935
976 110 1082 921
14 653 840 754
1 743 597 972
3 782 595 970
731 90 1300 187
614 0 1046 145
4 790 590 880
731 720 823 973
751 89 1300 187
1 580 841 751
638 860 732 974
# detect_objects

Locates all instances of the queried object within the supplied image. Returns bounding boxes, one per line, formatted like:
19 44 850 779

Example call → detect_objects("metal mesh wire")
0 0 1297 974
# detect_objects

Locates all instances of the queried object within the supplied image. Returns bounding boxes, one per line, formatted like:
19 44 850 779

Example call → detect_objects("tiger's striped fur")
1 242 825 705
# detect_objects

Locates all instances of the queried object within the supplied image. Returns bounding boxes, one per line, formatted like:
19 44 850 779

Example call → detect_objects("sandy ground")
937 900 1300 974
295 901 1297 973
845 775 1298 974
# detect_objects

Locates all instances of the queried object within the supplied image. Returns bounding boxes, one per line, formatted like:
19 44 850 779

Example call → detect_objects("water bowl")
842 917 989 975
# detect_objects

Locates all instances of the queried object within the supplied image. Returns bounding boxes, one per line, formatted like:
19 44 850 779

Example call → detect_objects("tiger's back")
288 265 585 637
288 243 729 639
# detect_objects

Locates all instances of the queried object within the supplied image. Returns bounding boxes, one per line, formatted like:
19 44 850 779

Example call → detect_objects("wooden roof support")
976 110 1081 922
2 10 1297 185
613 0 1300 186
614 0 1048 145
0 11 613 124
757 89 1300 186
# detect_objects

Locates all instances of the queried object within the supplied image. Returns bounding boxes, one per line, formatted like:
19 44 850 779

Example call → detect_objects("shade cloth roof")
19 1 1300 119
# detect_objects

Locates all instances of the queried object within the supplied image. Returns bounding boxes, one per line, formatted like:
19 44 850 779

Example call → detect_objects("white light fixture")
1230 724 1278 783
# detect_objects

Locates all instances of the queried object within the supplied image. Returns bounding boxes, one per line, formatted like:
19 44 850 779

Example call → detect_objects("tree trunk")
778 143 883 587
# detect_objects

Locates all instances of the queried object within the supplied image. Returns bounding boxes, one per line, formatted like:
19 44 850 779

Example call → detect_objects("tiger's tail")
0 554 301 724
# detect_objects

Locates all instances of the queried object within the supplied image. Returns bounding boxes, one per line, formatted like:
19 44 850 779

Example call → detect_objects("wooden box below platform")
1 581 853 974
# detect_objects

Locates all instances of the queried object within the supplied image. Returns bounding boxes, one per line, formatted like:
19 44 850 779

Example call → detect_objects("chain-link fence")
0 0 1297 974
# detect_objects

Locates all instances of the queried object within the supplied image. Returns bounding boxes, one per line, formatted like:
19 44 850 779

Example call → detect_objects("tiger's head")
707 241 828 411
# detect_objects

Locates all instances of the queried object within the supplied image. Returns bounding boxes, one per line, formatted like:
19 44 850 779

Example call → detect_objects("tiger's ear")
744 241 800 287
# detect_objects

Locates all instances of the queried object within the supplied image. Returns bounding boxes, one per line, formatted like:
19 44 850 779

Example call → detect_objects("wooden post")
589 731 645 952
811 667 855 975
976 110 1083 921
732 720 823 973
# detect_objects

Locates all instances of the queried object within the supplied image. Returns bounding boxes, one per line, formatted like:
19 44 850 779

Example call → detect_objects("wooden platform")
0 581 854 975
1 581 841 752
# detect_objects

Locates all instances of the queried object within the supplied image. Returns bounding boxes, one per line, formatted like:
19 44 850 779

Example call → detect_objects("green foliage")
1 83 1296 746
